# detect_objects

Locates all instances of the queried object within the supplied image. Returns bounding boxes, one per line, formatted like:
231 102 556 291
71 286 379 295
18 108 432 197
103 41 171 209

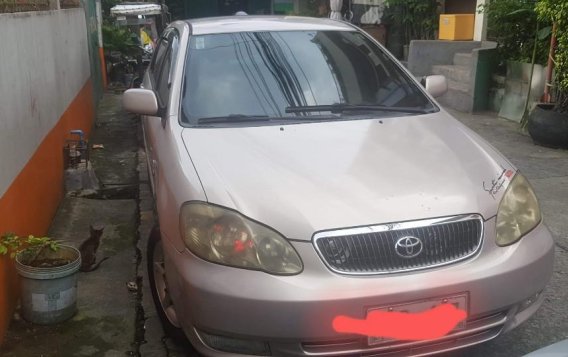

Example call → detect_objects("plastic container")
15 245 81 324
439 14 475 41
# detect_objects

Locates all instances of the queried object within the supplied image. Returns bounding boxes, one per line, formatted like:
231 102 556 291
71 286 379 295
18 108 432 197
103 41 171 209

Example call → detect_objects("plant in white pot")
0 233 81 324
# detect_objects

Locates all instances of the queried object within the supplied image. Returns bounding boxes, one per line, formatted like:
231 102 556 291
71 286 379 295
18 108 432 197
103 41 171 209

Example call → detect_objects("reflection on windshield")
182 30 434 124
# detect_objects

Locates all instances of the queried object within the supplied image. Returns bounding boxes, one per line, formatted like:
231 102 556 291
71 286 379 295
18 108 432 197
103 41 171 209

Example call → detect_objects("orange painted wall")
0 79 94 345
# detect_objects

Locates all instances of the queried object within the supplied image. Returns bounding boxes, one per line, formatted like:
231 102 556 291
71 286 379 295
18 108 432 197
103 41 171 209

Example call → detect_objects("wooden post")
544 23 557 104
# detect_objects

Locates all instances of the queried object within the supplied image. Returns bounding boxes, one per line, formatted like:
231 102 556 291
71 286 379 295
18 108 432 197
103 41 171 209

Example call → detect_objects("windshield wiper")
197 114 271 124
285 104 434 114
197 114 345 124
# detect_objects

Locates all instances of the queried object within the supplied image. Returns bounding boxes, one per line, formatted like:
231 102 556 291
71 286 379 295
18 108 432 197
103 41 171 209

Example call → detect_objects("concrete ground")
0 95 566 357
0 93 143 357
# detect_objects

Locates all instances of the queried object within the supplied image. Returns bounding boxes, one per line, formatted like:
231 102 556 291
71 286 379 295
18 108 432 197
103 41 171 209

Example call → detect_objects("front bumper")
163 218 554 356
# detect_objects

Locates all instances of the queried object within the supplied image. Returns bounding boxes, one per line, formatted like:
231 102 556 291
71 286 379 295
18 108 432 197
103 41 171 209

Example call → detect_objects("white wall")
474 0 488 41
0 9 90 197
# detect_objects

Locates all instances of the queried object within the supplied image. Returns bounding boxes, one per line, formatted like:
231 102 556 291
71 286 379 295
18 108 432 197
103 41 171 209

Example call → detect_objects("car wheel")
147 227 188 343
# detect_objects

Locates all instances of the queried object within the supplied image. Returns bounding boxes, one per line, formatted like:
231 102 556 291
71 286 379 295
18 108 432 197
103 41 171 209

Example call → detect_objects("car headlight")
496 173 542 246
180 202 303 275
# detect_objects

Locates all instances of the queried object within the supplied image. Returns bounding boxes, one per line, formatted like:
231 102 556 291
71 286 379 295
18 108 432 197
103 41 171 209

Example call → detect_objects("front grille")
314 215 483 274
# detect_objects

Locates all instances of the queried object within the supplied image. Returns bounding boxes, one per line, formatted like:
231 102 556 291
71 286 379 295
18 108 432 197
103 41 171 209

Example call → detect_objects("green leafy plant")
0 233 59 259
536 0 568 112
102 24 142 56
479 0 551 65
384 0 440 45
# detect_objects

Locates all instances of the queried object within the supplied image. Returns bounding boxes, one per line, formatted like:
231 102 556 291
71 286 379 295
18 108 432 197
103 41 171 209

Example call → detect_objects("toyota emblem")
394 236 423 258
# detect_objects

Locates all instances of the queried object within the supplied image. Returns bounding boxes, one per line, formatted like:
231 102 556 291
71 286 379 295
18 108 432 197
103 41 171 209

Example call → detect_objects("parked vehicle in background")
123 16 554 357
107 2 170 87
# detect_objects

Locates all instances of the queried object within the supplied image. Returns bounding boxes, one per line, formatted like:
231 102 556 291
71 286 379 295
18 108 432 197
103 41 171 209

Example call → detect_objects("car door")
143 28 179 195
142 25 205 253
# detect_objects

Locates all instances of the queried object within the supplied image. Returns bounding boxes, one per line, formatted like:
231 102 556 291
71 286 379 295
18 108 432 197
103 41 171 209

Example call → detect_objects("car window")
181 30 435 125
155 30 179 107
167 33 180 88
150 36 169 76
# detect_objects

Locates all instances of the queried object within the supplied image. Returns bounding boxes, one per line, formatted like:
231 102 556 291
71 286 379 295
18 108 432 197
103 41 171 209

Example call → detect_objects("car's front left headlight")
180 202 303 275
496 173 542 246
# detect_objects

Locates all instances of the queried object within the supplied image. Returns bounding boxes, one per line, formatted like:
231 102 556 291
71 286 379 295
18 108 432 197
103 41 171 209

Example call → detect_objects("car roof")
185 16 356 35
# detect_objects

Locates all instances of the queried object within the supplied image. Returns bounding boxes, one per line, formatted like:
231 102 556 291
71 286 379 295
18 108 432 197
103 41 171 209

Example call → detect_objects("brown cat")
79 223 109 272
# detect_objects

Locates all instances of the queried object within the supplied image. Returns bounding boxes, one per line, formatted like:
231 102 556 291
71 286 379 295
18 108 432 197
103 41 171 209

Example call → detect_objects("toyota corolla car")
123 16 554 357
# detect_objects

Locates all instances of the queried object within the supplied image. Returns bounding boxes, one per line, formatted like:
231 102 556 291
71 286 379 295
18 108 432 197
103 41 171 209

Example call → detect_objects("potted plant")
102 24 143 86
0 233 81 324
527 0 568 149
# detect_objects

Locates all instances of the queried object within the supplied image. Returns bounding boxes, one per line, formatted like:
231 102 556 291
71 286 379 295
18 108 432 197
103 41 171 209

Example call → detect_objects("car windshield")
181 30 436 125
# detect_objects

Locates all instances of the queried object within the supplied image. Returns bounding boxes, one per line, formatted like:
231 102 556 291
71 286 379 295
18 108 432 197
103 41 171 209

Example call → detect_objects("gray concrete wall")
0 9 91 197
407 40 482 77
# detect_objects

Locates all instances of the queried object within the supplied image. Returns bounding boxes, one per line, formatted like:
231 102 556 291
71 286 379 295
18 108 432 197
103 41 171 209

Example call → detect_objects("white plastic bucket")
15 245 81 324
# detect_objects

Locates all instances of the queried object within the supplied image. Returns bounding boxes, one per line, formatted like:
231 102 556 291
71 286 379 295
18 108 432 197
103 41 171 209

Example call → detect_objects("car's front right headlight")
180 202 303 275
496 173 542 246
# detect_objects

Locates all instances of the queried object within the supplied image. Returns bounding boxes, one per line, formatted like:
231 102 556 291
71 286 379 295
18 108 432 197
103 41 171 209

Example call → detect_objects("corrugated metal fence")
0 0 49 13
0 0 80 13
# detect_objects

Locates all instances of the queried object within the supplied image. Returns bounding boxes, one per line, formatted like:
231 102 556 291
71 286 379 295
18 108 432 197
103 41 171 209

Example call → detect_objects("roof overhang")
111 3 162 17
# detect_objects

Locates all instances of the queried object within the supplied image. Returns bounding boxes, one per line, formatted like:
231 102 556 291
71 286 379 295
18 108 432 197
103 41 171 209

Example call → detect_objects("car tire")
147 227 192 346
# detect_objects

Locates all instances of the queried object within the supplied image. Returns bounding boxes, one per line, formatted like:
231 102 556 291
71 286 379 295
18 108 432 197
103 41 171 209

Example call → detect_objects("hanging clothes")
330 0 343 20
352 0 386 25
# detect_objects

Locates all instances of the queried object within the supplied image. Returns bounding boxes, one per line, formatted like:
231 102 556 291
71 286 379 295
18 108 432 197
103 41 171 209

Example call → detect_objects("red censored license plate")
367 294 468 346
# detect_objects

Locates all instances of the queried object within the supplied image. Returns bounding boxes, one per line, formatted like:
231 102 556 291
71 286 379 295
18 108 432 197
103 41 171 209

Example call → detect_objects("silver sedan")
124 16 554 357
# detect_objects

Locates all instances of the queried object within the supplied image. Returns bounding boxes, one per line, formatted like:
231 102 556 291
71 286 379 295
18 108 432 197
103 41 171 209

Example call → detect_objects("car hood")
181 112 515 240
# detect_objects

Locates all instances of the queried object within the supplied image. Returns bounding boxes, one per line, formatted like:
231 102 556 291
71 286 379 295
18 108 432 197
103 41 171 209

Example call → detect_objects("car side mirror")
421 75 448 98
123 89 159 116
